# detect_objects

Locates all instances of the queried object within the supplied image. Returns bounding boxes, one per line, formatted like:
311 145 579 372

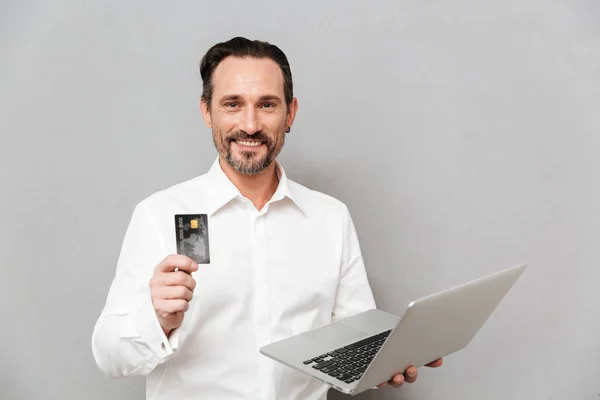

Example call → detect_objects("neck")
218 156 279 211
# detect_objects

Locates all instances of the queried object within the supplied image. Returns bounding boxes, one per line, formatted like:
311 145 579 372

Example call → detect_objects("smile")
236 140 263 147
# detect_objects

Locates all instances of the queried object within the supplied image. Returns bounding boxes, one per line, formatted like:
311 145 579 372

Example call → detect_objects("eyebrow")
219 94 283 103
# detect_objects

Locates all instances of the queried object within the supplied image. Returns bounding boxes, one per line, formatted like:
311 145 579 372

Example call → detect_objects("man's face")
201 56 297 175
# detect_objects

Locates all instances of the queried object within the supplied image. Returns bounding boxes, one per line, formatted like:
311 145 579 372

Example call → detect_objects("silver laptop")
260 263 527 396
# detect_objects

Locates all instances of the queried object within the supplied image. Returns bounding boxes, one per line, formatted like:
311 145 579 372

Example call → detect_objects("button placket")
253 210 275 399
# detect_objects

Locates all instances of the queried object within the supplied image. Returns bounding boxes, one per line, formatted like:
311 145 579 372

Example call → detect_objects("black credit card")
174 214 210 264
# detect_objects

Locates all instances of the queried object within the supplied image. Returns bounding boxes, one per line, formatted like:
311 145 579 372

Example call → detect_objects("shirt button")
161 342 166 350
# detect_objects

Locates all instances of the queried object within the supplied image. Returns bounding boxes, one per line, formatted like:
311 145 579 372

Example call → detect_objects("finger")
156 254 198 273
426 358 443 368
153 298 189 314
404 366 418 383
388 374 404 388
377 382 387 388
390 373 404 387
149 272 196 293
157 285 193 302
163 271 197 291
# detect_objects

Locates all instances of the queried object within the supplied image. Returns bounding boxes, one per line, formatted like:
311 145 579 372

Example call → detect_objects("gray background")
1 0 598 399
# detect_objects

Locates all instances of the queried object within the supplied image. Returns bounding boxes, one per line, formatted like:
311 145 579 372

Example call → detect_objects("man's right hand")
149 254 198 336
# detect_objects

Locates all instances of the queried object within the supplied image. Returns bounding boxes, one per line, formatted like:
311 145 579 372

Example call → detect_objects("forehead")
211 56 285 98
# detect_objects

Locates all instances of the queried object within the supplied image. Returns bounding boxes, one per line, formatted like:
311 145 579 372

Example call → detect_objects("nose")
239 107 260 135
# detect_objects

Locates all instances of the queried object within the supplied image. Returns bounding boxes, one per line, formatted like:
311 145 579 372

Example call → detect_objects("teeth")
237 140 262 147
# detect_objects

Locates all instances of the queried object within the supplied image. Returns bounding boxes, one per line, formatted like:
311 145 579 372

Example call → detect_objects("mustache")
226 130 271 143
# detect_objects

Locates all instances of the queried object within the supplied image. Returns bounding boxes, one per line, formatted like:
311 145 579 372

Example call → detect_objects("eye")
225 102 239 108
261 102 275 109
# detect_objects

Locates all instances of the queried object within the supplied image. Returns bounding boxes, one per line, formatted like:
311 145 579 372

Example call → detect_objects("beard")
213 128 285 175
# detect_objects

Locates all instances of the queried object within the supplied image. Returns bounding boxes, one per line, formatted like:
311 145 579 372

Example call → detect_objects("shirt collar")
205 156 307 217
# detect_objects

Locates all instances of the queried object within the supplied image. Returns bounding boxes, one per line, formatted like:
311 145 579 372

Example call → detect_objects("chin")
228 154 270 175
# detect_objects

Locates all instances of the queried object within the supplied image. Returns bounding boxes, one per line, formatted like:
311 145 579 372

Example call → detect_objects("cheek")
212 121 235 142
265 115 286 137
266 113 286 128
211 128 228 150
213 114 237 133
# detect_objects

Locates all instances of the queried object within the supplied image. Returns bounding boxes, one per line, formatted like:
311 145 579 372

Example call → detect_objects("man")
92 37 442 399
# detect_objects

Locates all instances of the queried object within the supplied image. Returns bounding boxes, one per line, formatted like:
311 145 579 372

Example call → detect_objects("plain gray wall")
1 0 599 399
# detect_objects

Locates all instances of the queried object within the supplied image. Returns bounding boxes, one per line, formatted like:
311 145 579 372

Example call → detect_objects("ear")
200 98 213 128
285 97 299 131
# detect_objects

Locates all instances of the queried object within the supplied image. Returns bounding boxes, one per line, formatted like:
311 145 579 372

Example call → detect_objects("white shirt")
92 156 376 400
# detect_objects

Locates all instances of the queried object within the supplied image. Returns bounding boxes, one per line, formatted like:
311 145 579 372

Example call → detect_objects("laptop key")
344 334 382 351
338 373 354 381
335 348 349 354
345 378 356 383
303 360 313 364
312 360 335 370
321 365 339 374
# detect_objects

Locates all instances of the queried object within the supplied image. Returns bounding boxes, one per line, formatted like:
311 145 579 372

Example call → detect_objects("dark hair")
199 37 293 110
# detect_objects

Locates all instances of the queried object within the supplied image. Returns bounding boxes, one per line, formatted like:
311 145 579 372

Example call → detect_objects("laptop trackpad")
304 322 369 348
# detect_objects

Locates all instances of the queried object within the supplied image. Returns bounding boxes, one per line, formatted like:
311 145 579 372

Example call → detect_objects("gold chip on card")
190 219 199 229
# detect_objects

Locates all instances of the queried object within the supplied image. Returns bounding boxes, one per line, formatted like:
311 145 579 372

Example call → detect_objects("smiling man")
92 37 441 400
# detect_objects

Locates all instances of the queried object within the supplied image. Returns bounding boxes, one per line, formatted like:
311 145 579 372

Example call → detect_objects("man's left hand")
377 358 443 389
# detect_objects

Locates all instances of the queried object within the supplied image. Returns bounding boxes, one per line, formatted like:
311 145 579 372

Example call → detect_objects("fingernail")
407 370 416 377
193 262 198 270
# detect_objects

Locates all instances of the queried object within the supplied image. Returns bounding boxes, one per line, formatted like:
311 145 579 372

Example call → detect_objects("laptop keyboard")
302 330 391 384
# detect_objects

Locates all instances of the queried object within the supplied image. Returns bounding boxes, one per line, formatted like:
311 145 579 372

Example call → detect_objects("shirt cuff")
130 299 179 362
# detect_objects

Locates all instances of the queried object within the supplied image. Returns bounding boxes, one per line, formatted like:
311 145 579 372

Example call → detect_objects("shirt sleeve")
91 202 180 378
331 206 377 322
